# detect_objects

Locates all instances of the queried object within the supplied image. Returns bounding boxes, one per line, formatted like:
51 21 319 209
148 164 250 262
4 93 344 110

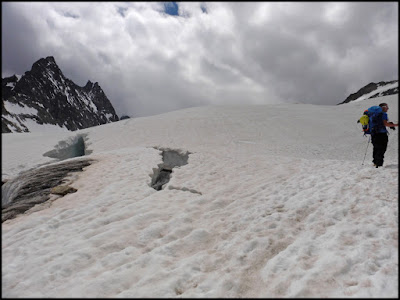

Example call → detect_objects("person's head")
379 103 389 112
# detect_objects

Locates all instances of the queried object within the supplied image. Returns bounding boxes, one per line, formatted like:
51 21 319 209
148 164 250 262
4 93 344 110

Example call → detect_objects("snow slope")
1 95 398 297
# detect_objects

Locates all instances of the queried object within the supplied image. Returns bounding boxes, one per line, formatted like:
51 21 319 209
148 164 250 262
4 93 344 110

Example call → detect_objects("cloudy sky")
2 2 398 117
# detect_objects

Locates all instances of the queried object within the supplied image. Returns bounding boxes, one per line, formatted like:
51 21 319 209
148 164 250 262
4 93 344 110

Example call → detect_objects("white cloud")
2 2 398 117
323 2 351 26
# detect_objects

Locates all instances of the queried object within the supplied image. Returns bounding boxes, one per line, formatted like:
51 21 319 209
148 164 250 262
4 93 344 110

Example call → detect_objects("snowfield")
1 95 398 298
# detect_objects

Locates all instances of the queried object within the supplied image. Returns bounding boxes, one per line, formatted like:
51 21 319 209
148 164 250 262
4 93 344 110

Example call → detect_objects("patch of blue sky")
164 2 179 16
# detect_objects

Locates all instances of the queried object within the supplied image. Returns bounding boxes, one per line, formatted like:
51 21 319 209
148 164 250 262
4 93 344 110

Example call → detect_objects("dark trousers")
371 132 388 166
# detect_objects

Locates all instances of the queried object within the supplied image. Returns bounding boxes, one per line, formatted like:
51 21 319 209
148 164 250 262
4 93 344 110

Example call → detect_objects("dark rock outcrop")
338 80 398 105
369 87 399 99
1 159 94 222
2 56 119 133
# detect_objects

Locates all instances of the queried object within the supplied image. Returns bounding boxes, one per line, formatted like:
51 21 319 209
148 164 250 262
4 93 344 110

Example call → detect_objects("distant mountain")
337 80 398 105
2 56 119 133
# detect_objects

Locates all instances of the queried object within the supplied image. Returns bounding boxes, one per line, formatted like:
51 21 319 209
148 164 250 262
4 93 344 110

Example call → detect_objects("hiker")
371 103 398 168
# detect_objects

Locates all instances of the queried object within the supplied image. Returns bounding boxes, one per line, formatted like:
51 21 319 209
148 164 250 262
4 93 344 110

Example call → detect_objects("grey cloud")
231 2 398 104
61 11 79 19
1 2 398 117
1 3 44 76
117 6 128 18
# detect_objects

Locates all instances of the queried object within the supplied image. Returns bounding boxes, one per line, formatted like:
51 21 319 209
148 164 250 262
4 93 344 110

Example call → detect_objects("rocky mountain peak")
83 80 100 91
30 56 61 76
2 56 120 133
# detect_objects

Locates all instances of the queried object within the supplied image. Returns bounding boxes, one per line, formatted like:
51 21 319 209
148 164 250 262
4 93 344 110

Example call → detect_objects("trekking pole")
361 136 371 166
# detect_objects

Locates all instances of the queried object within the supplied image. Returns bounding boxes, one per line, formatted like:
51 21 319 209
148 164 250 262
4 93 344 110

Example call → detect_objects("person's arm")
383 120 398 127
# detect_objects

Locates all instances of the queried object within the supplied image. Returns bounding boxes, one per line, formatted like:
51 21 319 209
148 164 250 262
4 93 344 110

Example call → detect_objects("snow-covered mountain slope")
1 95 398 297
338 80 398 104
2 56 119 133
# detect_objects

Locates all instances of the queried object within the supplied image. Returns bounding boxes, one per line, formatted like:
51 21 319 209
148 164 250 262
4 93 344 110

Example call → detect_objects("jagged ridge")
2 56 119 133
337 80 398 105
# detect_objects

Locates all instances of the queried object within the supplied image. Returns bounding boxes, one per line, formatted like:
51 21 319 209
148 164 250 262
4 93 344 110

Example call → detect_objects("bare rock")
51 185 77 196
2 158 94 222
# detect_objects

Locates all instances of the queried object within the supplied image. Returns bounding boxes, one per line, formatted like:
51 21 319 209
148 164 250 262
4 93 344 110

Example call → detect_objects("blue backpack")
358 106 385 135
